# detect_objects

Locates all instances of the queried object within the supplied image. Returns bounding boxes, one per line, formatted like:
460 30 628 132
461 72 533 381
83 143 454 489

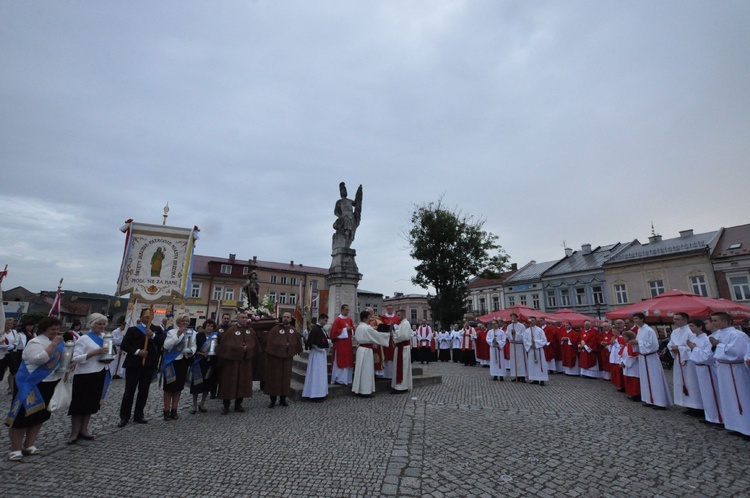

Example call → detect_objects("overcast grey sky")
1 1 749 298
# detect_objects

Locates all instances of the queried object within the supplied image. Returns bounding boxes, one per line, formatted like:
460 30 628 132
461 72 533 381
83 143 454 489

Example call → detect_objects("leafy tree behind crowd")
407 198 509 327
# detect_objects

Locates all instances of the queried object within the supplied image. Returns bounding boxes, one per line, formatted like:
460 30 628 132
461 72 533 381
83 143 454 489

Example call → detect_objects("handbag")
48 379 72 413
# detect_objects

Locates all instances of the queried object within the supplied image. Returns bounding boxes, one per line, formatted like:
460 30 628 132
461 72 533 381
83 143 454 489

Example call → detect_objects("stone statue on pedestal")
327 182 363 317
332 182 363 250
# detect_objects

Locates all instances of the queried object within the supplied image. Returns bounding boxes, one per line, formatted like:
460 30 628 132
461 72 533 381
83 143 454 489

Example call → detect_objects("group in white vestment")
391 315 413 393
667 313 702 410
505 314 527 381
352 310 392 397
302 314 331 401
687 319 723 425
437 329 452 362
450 326 462 363
486 320 506 381
523 317 548 385
709 312 750 437
633 313 673 408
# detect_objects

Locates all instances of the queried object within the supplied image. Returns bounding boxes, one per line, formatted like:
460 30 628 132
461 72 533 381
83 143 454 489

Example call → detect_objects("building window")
520 295 527 306
423 309 428 320
269 275 277 284
575 288 586 306
615 284 628 305
279 293 287 304
281 276 287 285
411 309 418 321
546 291 557 308
690 275 708 297
373 304 378 312
243 267 250 275
290 277 298 286
311 279 318 290
269 292 276 302
224 288 234 300
190 283 201 299
507 296 515 307
290 294 297 305
220 264 232 274
466 300 473 312
648 280 665 297
479 297 486 315
560 289 571 307
312 295 318 309
212 286 223 300
532 294 540 309
592 286 604 305
730 276 750 301
492 295 500 312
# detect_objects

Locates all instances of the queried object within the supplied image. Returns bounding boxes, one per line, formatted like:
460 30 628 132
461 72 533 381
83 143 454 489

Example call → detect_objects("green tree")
407 198 509 327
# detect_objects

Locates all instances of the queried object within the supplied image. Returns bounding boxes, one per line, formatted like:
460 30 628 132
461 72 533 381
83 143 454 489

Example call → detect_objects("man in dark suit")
117 308 165 426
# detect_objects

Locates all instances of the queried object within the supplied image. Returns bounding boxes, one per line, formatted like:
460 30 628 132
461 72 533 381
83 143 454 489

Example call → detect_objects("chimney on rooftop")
290 260 294 266
581 244 592 255
565 247 573 257
530 260 536 265
229 253 236 263
648 234 663 243
679 229 694 238
511 263 518 271
252 256 257 264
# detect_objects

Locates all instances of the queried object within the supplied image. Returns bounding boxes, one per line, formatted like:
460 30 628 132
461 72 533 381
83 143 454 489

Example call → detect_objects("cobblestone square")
1 361 748 497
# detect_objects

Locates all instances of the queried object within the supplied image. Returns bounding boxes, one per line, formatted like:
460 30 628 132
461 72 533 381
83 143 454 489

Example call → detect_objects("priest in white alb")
667 312 702 410
687 319 723 425
523 317 549 386
486 320 506 381
506 313 527 382
390 312 412 394
633 313 673 409
352 310 392 397
710 312 750 437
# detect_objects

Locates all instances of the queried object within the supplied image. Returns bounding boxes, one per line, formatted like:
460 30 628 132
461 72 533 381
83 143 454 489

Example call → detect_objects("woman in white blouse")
68 313 110 444
6 317 67 462
162 315 196 421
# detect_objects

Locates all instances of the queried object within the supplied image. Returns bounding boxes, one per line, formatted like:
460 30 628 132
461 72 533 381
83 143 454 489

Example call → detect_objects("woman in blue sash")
5 317 65 462
68 313 110 444
189 318 219 414
162 315 195 421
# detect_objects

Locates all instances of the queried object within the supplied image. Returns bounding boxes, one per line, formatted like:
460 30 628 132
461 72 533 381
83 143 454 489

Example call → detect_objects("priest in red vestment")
559 322 580 376
578 320 600 378
330 304 355 385
475 323 490 367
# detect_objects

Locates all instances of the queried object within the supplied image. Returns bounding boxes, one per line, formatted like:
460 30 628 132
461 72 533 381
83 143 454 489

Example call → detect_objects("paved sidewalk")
0 361 748 497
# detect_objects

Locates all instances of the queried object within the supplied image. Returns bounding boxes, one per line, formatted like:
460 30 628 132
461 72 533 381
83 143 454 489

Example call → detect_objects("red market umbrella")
605 289 750 323
477 305 556 324
547 309 600 328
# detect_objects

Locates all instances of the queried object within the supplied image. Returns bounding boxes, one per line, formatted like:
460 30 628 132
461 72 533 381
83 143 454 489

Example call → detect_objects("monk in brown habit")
217 311 258 415
262 312 303 408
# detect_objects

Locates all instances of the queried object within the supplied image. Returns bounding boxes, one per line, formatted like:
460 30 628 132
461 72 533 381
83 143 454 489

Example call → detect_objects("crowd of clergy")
403 310 750 440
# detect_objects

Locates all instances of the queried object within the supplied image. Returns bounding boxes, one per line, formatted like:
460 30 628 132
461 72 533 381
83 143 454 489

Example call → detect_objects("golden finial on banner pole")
162 202 170 225
57 277 64 290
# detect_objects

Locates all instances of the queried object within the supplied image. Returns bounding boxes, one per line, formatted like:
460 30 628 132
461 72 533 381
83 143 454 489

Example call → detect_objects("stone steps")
288 350 441 400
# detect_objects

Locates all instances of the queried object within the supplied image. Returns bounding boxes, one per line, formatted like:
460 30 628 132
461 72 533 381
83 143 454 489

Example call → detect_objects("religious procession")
402 310 750 441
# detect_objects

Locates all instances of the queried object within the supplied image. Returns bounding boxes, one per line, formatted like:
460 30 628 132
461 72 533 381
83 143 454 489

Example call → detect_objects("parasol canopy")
477 305 556 324
547 308 600 328
605 289 750 323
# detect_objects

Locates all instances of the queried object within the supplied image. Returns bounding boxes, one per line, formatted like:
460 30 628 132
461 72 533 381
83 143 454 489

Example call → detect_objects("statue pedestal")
327 248 361 317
